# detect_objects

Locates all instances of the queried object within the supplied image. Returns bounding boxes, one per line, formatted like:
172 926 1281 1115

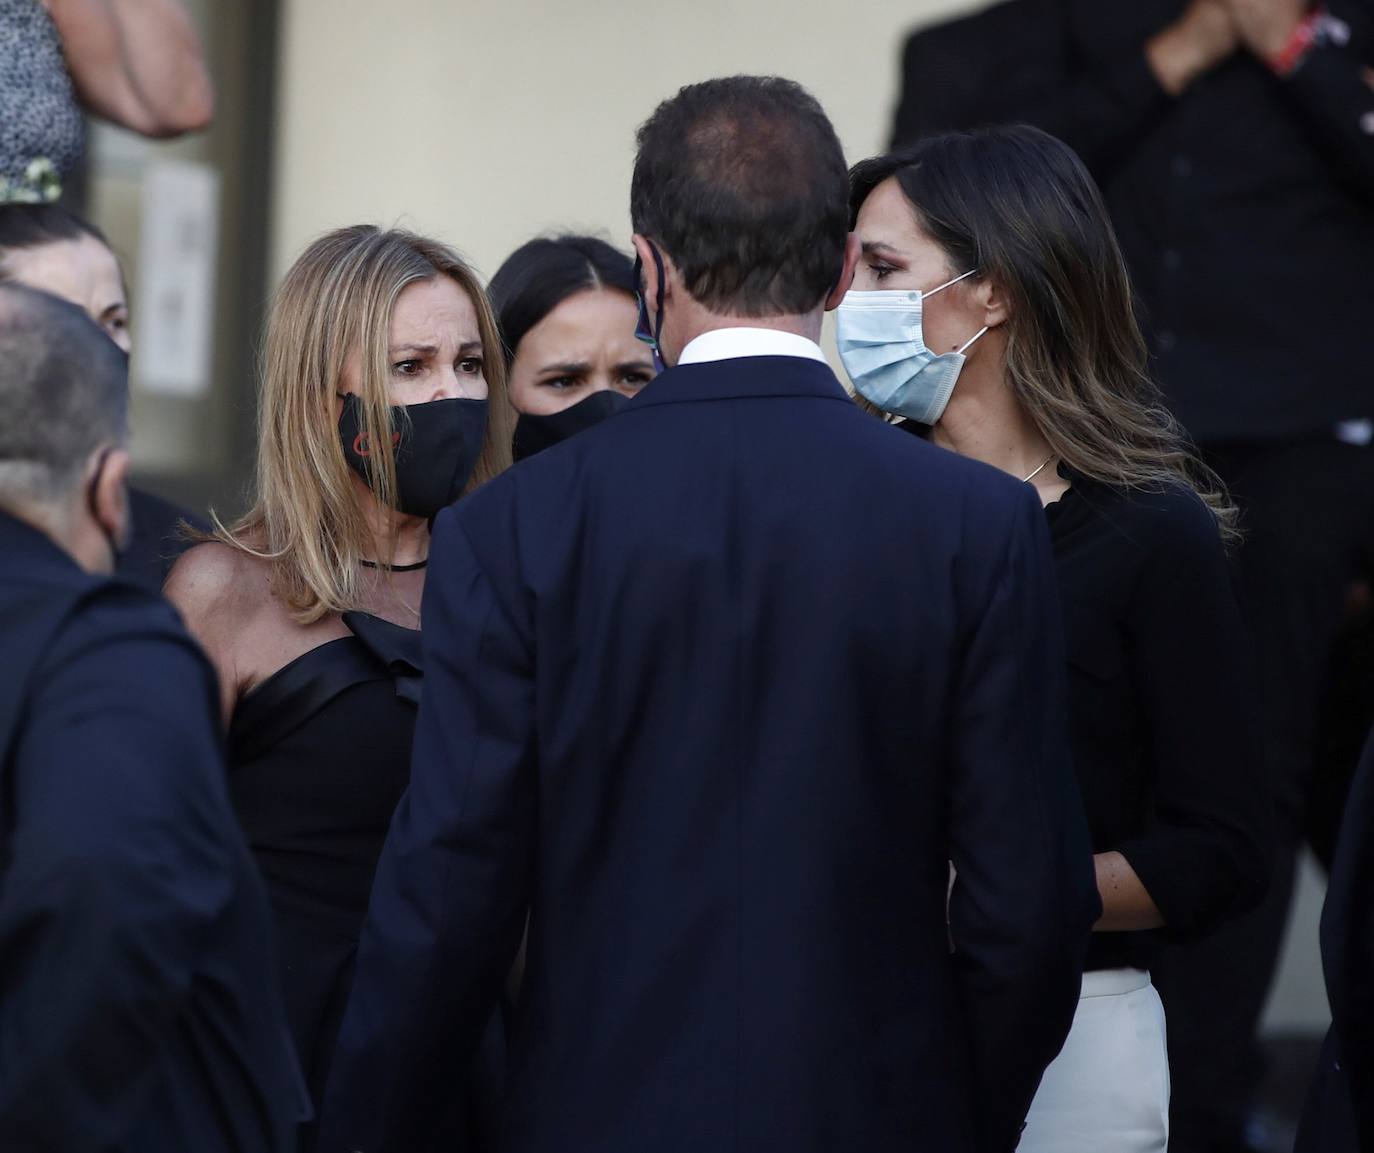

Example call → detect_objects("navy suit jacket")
0 510 300 1152
322 356 1100 1153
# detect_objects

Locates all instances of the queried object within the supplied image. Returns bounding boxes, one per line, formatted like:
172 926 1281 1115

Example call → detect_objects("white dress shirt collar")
676 327 827 366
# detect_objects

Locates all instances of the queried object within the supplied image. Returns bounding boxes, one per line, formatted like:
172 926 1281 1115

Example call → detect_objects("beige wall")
270 0 984 283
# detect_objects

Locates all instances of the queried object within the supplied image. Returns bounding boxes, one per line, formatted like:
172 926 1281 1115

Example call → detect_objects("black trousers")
1157 439 1374 1152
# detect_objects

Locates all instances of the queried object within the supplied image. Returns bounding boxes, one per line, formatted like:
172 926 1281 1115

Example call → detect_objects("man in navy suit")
0 285 299 1152
321 76 1099 1153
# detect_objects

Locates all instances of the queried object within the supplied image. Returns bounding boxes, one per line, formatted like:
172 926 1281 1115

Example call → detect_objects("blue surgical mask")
835 269 988 425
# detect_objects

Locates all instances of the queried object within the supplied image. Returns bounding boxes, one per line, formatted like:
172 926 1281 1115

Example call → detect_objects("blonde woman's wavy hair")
849 126 1240 543
211 224 514 622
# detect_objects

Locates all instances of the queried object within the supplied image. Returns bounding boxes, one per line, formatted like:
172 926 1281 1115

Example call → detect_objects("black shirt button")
1172 155 1192 178
1163 249 1183 271
1158 331 1177 352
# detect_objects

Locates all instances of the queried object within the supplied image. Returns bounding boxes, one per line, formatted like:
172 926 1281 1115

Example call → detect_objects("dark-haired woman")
839 125 1271 1151
0 203 130 347
488 235 656 461
0 202 205 592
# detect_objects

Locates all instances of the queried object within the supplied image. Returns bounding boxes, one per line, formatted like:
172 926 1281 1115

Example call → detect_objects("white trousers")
1017 969 1170 1153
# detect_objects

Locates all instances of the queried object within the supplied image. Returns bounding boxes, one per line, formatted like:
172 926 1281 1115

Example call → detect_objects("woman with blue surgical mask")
839 125 1272 1153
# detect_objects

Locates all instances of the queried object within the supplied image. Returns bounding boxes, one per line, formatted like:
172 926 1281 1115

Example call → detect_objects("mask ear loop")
634 245 668 372
924 268 978 298
926 269 987 355
650 246 666 347
956 327 989 355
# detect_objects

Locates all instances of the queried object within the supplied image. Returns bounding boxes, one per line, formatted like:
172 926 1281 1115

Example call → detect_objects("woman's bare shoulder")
165 539 271 631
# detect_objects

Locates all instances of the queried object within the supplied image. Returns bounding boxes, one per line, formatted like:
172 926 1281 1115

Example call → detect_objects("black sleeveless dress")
228 612 502 1150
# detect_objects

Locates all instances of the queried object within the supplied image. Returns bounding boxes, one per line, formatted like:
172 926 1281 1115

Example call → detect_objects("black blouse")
1046 468 1271 972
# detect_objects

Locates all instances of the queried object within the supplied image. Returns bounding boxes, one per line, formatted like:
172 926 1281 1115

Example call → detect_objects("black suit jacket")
893 0 1374 442
320 355 1100 1153
0 510 300 1153
118 486 206 596
891 1 1041 143
1297 728 1374 1153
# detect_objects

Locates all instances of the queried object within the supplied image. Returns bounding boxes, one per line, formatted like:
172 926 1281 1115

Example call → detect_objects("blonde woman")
167 225 513 1147
838 126 1271 1153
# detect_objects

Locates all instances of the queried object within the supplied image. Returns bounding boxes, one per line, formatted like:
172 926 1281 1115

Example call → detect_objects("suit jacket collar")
629 355 852 410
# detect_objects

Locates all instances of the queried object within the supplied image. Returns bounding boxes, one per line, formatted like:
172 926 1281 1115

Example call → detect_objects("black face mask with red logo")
337 392 488 519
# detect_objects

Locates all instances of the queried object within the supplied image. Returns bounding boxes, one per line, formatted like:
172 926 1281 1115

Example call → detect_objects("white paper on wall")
134 160 221 397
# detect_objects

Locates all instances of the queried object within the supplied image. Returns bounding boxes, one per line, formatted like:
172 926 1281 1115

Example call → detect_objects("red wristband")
1269 9 1324 77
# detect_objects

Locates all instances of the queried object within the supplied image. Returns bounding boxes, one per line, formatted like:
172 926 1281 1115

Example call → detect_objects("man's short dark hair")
0 284 129 505
630 75 850 317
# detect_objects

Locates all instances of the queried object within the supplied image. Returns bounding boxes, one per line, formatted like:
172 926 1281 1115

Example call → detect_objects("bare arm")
1094 851 1165 932
44 0 214 138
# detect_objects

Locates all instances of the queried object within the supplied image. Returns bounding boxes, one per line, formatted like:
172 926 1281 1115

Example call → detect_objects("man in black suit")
320 75 1099 1153
1296 728 1374 1153
0 284 300 1152
893 4 1374 1148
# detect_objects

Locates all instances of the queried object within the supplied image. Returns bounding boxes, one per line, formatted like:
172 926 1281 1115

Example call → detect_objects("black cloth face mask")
633 244 667 374
338 392 488 518
512 390 629 462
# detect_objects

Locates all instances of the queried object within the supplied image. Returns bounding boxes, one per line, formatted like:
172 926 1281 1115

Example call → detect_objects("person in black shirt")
839 126 1272 1152
0 283 299 1151
891 7 1374 1146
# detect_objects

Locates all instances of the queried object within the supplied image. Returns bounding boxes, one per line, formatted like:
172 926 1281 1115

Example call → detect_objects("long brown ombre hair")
849 126 1238 542
212 225 514 622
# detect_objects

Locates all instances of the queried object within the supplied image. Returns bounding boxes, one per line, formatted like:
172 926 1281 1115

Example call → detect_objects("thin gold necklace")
1021 455 1056 485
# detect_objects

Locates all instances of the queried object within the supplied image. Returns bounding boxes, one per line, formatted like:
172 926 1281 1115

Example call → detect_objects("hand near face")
1217 0 1312 60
